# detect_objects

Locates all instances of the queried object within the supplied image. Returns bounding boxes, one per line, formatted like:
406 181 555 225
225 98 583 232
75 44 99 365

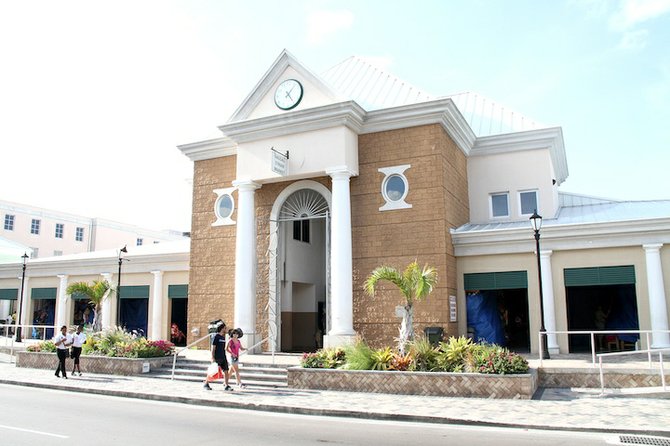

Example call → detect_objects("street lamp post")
15 252 29 343
116 245 128 327
530 211 550 360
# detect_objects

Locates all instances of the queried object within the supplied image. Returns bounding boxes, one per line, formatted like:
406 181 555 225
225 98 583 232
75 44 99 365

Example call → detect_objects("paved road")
0 384 632 446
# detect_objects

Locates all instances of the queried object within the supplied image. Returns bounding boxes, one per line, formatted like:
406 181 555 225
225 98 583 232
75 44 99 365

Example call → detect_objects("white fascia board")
451 217 670 256
228 49 342 123
220 101 366 143
471 127 569 184
177 137 237 162
0 253 189 279
362 98 476 155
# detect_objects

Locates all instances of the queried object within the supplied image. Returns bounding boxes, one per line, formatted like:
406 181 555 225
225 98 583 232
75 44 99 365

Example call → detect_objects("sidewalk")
1 352 669 437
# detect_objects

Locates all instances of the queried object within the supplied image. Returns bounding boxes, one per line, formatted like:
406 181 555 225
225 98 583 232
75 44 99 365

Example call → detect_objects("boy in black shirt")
204 322 233 391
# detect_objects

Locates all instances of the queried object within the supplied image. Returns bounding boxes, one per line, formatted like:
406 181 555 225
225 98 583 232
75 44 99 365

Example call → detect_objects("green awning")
564 266 636 287
0 288 18 300
31 287 57 300
119 285 150 299
168 284 188 299
464 271 528 291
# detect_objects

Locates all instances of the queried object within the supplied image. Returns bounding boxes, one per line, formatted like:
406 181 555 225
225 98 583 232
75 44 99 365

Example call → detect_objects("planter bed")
288 367 538 399
16 351 171 376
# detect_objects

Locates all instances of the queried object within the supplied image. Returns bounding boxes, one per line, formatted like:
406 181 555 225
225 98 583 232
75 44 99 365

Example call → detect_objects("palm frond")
66 282 95 299
364 266 409 299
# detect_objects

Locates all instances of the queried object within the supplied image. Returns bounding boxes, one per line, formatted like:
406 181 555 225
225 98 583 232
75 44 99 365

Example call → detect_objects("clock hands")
285 85 295 101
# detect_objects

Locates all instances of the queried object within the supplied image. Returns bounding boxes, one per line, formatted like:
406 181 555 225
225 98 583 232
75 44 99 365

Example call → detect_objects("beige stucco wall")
467 149 559 224
456 245 667 353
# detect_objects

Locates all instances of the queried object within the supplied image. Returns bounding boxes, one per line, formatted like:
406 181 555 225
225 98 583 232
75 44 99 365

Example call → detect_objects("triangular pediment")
228 49 342 123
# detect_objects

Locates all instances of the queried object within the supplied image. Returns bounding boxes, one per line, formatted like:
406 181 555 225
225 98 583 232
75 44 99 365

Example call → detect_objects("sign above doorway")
271 147 289 176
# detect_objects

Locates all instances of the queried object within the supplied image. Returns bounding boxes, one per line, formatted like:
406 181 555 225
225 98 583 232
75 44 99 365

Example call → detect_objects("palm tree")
66 280 112 332
364 261 438 355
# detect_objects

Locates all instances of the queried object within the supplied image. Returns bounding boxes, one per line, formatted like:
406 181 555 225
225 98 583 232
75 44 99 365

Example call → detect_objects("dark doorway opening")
73 299 94 327
120 298 148 336
32 299 55 339
466 288 530 352
170 298 188 346
566 284 639 353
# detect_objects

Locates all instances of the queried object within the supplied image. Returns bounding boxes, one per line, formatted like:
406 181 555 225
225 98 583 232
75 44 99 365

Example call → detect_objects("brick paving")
1 350 669 436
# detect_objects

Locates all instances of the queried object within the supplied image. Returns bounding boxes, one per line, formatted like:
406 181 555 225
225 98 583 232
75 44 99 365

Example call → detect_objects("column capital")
232 179 261 191
539 250 553 258
643 243 663 252
326 166 357 179
150 270 164 277
57 274 68 279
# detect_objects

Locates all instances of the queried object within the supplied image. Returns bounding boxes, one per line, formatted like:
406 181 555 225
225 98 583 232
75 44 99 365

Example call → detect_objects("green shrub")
473 346 529 374
300 348 346 369
370 346 395 371
26 340 56 353
342 340 374 370
408 337 437 371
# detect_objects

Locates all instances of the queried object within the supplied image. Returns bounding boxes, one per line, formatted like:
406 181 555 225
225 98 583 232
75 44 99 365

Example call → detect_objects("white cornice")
177 137 237 162
220 101 366 143
451 217 670 256
363 98 476 155
471 127 568 185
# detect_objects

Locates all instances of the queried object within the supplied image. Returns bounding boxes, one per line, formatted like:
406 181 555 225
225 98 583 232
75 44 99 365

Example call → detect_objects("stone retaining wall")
16 351 171 375
539 368 670 388
288 367 538 399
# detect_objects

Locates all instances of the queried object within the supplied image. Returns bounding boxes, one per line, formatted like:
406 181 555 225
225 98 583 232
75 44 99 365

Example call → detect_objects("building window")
153 241 160 244
31 248 39 258
136 238 143 246
293 219 310 243
4 214 14 231
55 223 64 239
31 219 41 235
54 250 62 256
378 165 412 211
75 227 84 242
490 193 509 218
212 187 236 226
519 190 538 216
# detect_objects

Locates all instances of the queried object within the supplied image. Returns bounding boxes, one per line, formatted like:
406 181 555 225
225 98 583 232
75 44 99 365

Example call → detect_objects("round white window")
217 194 234 219
384 174 406 202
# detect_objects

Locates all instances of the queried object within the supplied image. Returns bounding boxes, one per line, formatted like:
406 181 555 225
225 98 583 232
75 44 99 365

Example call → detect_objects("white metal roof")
321 56 547 137
452 192 670 233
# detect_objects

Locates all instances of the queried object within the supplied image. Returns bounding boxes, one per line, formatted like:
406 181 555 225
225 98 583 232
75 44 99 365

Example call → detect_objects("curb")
2 378 669 438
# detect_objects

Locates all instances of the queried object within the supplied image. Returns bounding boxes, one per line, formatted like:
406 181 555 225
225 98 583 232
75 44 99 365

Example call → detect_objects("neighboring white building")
0 199 187 258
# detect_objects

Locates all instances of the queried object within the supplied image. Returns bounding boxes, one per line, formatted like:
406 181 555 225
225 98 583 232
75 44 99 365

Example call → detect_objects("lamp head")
21 252 29 261
529 210 543 232
120 245 128 254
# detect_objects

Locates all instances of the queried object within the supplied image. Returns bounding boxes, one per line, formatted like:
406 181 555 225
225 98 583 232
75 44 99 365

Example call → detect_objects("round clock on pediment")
274 79 303 110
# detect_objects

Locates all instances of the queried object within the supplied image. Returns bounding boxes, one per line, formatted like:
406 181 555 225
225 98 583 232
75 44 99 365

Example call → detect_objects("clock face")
274 79 303 110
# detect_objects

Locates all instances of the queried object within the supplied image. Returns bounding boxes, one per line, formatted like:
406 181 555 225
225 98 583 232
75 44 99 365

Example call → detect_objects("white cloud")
609 0 670 30
617 29 650 49
306 10 354 45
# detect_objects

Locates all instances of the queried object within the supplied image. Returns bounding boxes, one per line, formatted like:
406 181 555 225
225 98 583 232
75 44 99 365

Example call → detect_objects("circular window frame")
378 165 412 211
212 187 236 226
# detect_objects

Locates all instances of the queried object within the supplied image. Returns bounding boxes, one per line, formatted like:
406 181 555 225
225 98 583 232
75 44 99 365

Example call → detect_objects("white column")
539 250 559 353
643 244 670 348
150 270 164 340
100 273 113 330
0 300 9 320
56 275 69 328
18 276 30 327
232 180 260 350
324 167 356 347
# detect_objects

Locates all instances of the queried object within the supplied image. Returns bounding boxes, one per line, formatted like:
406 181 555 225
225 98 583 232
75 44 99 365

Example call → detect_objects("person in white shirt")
71 325 86 376
53 325 72 379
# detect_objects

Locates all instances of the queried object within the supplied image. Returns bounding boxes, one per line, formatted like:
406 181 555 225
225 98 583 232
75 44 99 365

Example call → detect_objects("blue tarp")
606 286 640 343
466 291 506 345
120 298 148 336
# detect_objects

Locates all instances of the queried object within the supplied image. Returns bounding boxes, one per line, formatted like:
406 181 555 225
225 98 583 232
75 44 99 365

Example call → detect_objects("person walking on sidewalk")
53 325 72 379
203 322 232 391
71 325 86 376
227 328 247 388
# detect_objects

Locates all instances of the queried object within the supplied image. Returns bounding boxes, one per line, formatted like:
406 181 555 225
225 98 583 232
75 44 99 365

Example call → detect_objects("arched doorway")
269 181 331 353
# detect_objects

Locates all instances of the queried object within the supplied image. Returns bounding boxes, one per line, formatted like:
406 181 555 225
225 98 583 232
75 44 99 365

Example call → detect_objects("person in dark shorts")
71 325 86 376
203 322 232 391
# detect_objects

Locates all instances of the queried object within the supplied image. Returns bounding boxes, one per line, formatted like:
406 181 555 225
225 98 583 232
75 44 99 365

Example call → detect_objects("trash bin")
424 326 444 345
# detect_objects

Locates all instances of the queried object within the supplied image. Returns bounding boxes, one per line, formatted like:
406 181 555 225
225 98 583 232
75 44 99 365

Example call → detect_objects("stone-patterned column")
324 167 356 347
56 275 69 328
539 250 559 353
643 244 670 348
150 270 164 340
232 180 261 351
100 273 113 329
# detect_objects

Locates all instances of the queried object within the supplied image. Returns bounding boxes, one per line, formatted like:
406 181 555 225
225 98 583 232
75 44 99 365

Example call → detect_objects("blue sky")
1 0 668 232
